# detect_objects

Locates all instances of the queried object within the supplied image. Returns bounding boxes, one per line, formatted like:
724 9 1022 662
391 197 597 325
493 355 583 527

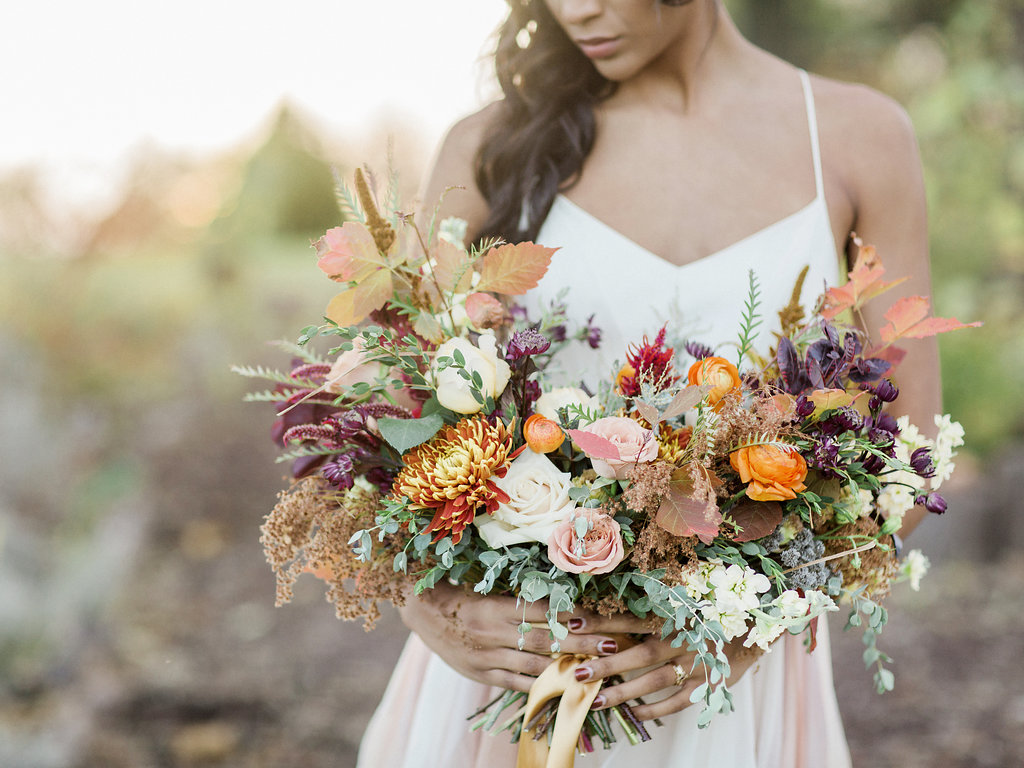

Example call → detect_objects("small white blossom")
900 549 930 591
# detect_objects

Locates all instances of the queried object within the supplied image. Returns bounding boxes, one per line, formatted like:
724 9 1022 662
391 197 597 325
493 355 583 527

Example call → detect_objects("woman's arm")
823 83 941 537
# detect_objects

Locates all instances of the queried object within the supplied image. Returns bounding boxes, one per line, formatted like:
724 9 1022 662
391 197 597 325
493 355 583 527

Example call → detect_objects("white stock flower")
535 387 597 423
901 549 930 591
932 414 965 489
744 616 786 651
474 450 578 547
432 333 512 414
702 564 771 641
438 216 468 247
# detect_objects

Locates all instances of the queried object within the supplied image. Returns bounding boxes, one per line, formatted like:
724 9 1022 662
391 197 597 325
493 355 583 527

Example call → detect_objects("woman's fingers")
566 612 656 635
592 663 699 713
573 637 684 682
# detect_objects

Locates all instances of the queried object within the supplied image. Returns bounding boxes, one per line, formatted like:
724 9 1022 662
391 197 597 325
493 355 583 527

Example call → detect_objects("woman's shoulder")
419 102 503 232
807 73 923 216
810 74 920 166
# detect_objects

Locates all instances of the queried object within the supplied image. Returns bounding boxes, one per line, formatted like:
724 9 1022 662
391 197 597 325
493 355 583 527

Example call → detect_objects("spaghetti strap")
799 69 825 200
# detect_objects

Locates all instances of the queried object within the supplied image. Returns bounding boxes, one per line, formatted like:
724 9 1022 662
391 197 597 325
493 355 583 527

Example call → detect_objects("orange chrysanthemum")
393 416 517 543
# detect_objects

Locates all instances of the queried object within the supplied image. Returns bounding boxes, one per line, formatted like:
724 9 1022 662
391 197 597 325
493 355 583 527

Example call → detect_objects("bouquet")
237 168 978 764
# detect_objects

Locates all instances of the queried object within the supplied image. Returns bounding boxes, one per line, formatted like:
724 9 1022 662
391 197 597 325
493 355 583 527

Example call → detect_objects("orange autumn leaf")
879 295 982 346
325 269 393 325
820 243 907 320
431 238 474 294
316 222 387 282
475 242 556 295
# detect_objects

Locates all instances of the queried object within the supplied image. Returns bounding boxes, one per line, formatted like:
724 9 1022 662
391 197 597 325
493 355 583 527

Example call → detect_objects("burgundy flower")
322 455 356 490
685 340 715 360
910 447 937 479
506 328 551 360
795 394 816 419
916 492 947 515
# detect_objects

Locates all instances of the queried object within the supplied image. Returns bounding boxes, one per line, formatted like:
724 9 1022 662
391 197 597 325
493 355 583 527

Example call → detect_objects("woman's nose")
548 0 604 26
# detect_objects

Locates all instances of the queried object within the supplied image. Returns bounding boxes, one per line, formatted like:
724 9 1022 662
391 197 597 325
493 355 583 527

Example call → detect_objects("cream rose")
474 450 578 547
534 387 596 423
547 508 625 575
433 333 512 414
577 416 658 480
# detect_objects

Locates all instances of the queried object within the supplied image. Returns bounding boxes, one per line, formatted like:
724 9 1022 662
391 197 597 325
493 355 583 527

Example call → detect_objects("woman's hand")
397 582 624 693
565 613 760 721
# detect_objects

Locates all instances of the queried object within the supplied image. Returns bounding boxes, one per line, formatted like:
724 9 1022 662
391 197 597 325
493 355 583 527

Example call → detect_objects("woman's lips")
576 37 621 59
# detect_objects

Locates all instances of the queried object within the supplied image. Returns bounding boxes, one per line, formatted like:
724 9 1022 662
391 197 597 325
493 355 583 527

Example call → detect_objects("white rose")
432 333 512 414
474 450 578 547
535 387 597 423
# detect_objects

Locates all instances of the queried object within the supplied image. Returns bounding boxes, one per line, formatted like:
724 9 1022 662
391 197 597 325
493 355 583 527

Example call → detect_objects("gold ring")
672 663 689 687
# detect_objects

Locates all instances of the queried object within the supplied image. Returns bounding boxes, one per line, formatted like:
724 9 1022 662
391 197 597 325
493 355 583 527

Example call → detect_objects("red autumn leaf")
465 292 506 329
820 243 907 320
324 270 393 325
728 500 783 543
879 295 982 345
655 467 722 544
315 222 386 282
566 429 621 461
431 238 474 294
475 242 556 295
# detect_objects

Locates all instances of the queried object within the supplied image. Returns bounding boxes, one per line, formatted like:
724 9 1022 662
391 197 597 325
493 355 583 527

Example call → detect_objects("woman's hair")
473 1 613 243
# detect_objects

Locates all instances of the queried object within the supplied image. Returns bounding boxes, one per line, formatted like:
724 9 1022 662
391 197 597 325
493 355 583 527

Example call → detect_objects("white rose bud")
433 333 512 414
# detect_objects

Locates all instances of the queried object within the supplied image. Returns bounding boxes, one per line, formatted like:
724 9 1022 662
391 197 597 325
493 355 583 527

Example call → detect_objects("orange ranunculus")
523 413 565 453
729 445 808 502
687 356 741 408
615 363 636 394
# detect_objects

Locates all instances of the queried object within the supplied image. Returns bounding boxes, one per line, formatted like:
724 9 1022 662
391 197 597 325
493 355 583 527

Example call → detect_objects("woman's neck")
615 3 758 114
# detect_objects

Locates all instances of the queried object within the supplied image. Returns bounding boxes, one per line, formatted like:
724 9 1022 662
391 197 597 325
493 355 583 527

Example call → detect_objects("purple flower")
910 447 937 479
685 340 714 360
832 406 865 433
813 436 842 479
915 492 947 515
322 454 356 490
524 379 542 408
506 328 551 360
548 324 568 343
874 379 899 403
365 466 396 494
580 314 602 349
795 395 816 419
862 453 886 475
508 303 529 321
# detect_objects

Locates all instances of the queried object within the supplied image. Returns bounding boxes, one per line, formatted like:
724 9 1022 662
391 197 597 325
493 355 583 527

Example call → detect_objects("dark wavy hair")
473 1 613 243
474 1 700 244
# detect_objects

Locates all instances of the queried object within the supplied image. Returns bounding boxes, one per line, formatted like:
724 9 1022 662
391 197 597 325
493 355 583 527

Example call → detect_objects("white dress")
359 71 853 768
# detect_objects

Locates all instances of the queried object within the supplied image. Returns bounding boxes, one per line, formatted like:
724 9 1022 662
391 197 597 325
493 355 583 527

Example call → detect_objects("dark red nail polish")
592 694 606 709
568 618 584 631
574 666 593 682
597 640 617 655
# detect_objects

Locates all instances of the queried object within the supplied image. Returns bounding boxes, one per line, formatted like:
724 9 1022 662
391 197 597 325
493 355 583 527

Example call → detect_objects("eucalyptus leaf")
378 413 445 454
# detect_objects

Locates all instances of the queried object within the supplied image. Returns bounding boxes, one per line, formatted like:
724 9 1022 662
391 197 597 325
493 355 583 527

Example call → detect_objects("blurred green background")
1 2 1021 767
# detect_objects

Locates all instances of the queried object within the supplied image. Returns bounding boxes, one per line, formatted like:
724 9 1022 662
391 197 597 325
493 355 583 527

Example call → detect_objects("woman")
360 1 940 765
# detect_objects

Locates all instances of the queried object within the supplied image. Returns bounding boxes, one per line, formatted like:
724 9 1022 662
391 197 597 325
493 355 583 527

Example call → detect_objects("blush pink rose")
547 508 625 575
578 416 658 480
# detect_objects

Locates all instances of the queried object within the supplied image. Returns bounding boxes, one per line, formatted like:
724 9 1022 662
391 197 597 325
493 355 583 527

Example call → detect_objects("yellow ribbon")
516 654 602 768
